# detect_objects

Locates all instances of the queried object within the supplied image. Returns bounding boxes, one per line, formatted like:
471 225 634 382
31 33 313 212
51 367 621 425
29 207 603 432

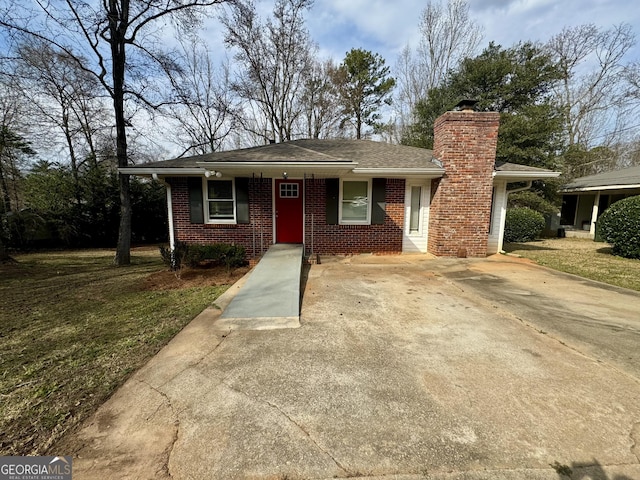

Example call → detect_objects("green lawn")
0 249 228 455
504 238 640 292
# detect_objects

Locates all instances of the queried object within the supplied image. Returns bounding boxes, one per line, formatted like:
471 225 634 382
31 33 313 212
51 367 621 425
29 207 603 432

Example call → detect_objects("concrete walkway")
215 243 303 330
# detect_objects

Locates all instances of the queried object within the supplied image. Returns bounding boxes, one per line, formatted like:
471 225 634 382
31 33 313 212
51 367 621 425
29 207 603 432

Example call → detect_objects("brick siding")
167 176 405 258
304 178 405 256
168 177 274 258
427 111 500 257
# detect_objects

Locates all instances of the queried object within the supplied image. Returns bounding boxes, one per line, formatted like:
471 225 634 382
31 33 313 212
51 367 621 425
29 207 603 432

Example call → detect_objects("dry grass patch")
0 248 240 455
504 238 640 292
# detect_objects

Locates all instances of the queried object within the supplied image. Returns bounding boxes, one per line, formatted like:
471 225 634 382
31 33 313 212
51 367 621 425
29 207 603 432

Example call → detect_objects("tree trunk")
0 163 12 214
115 171 131 265
0 175 12 263
62 111 83 207
111 0 131 266
0 235 11 263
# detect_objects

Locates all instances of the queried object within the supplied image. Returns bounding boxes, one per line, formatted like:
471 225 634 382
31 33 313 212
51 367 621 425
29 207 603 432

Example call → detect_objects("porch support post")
495 181 508 254
590 192 600 237
165 182 175 251
153 174 175 251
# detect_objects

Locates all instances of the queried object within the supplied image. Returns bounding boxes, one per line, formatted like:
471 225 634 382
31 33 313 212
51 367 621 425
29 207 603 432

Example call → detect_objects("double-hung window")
340 180 371 224
206 179 235 223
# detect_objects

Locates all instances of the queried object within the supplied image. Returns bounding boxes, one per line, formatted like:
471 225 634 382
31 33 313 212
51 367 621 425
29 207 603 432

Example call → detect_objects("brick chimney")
427 103 500 257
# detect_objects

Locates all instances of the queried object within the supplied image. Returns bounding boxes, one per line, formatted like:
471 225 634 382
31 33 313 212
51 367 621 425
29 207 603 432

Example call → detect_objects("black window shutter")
325 178 339 225
188 177 204 224
371 178 386 225
235 177 250 224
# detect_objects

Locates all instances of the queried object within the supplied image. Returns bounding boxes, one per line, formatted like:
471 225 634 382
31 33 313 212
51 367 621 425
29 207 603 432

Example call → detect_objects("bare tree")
16 40 109 204
0 78 36 262
0 0 232 265
0 127 35 215
297 59 342 139
418 0 482 91
547 23 638 149
0 72 34 215
624 140 640 167
0 66 34 262
626 61 640 99
393 45 422 141
165 38 237 156
222 0 316 143
394 0 482 132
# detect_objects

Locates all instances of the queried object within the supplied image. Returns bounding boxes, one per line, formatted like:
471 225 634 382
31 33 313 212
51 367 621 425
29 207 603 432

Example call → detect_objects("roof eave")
120 161 359 176
119 162 447 178
494 171 560 181
351 167 444 178
195 161 357 168
119 167 207 176
560 183 640 193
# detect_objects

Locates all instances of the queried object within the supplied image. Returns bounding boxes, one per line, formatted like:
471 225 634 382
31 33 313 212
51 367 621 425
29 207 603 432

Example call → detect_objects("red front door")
275 179 303 243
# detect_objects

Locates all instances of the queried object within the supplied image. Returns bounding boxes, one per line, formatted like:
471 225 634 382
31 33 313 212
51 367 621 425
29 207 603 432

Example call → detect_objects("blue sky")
298 0 640 66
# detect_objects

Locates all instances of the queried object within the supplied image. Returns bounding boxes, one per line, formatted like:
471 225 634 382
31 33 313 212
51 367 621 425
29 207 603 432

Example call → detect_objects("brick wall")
304 178 405 255
428 110 500 257
168 177 405 258
168 177 273 258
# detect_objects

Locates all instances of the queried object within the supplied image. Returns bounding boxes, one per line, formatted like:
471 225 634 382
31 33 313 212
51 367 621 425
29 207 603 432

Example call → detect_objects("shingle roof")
133 139 438 169
125 138 558 177
494 161 552 173
561 165 640 191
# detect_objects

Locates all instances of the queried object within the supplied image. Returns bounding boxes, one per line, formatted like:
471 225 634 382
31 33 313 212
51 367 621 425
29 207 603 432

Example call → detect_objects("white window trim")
279 182 300 198
204 177 237 224
339 178 372 225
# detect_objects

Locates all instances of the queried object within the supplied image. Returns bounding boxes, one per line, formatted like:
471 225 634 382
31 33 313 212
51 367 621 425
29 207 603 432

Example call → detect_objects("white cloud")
307 0 426 62
305 0 640 67
471 0 640 50
201 0 640 99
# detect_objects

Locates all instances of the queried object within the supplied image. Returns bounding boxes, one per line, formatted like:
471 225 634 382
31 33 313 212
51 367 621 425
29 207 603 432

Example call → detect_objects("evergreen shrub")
598 196 640 259
504 207 546 243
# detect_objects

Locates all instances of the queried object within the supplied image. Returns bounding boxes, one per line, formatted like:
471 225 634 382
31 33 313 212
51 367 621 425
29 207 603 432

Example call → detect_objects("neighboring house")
560 165 640 238
122 106 559 258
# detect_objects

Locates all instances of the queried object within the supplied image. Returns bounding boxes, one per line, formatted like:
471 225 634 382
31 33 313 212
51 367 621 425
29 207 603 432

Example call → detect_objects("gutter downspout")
506 180 533 195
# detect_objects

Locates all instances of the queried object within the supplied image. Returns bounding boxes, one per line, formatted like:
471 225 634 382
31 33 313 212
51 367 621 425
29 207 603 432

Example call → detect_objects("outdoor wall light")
205 170 223 178
282 172 288 179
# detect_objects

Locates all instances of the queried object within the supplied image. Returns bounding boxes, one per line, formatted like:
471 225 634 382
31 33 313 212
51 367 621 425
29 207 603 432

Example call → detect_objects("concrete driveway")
441 258 640 380
61 255 640 480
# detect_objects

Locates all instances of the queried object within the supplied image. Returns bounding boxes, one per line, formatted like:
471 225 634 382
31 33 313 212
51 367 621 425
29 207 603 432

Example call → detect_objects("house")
122 106 559 259
559 165 640 238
